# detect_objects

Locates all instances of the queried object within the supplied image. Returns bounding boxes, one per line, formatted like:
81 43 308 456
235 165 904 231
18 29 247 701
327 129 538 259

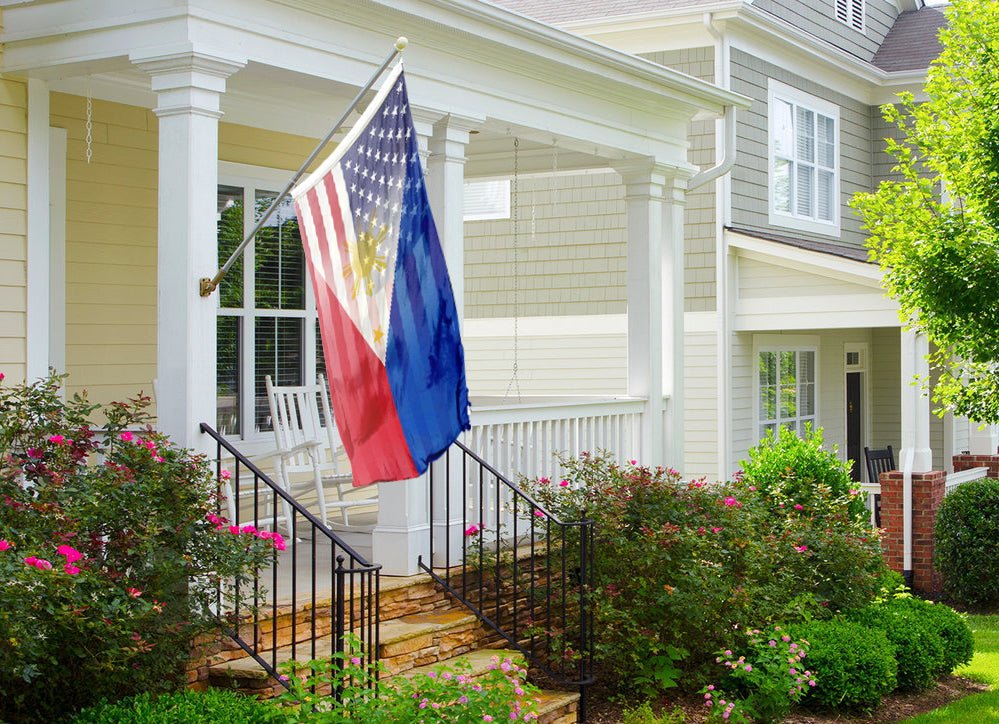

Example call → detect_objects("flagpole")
200 36 409 297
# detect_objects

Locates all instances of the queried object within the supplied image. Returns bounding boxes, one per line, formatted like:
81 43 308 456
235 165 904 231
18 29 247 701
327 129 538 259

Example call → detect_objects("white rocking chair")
265 374 377 529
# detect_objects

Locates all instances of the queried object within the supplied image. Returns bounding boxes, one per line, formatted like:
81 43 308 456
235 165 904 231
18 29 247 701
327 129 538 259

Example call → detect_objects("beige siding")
731 331 755 467
684 331 719 480
464 171 627 319
870 326 901 450
463 317 627 396
0 77 26 383
738 257 876 298
219 122 319 171
52 92 158 405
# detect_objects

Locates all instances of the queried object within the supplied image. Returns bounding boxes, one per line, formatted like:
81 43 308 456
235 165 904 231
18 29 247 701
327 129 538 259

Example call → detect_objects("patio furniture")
265 374 377 529
864 445 895 527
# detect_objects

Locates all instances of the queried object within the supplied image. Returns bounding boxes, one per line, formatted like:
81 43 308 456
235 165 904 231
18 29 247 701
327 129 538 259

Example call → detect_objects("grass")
903 613 999 722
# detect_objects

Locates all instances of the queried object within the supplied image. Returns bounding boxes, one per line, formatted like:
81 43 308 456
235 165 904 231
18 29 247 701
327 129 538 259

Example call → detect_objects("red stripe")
302 173 417 486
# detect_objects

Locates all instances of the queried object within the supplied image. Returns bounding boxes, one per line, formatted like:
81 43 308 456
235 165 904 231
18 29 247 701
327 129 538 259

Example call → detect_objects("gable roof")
487 0 714 25
872 6 948 72
726 227 872 264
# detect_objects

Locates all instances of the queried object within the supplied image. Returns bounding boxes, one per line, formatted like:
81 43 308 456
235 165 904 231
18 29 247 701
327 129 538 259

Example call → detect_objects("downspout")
902 447 914 588
688 103 737 190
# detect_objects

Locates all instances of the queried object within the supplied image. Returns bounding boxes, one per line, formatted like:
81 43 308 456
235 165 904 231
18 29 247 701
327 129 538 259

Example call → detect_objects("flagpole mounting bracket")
199 277 217 297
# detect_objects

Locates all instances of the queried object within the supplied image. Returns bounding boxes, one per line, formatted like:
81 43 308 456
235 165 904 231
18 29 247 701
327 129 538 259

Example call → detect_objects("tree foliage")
852 0 999 422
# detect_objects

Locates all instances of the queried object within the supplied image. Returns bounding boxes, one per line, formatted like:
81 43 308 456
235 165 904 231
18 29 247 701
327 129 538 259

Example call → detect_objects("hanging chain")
85 80 93 164
504 137 522 403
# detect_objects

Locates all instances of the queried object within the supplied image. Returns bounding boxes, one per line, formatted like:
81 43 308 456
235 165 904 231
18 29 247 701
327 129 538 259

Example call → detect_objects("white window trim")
217 161 320 453
767 79 841 237
753 334 821 442
464 178 511 222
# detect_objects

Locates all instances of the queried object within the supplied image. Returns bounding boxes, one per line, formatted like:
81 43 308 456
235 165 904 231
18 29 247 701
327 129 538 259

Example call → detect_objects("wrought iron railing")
420 440 594 719
200 423 381 691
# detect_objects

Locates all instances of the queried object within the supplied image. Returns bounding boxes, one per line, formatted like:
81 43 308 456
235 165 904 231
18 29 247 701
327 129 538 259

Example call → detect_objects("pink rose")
57 545 83 563
559 479 569 488
464 523 480 537
64 564 81 575
127 587 143 598
0 540 11 551
48 435 65 445
119 431 134 442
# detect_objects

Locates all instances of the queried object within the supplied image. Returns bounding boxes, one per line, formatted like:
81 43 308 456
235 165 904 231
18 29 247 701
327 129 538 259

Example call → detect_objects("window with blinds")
216 182 321 438
835 0 865 32
758 349 817 440
769 80 840 234
464 179 510 221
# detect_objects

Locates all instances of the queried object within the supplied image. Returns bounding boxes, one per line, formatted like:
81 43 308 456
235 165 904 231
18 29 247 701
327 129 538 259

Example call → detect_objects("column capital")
131 47 245 119
614 158 694 201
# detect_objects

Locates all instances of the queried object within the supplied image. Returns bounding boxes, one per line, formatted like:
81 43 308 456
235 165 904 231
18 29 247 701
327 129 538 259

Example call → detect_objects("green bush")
519 439 885 695
848 598 947 691
790 619 896 711
73 690 281 723
0 375 276 721
906 599 974 675
935 478 999 606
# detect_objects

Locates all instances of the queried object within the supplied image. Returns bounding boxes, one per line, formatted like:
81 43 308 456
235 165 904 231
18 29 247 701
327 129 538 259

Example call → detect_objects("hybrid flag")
292 63 470 487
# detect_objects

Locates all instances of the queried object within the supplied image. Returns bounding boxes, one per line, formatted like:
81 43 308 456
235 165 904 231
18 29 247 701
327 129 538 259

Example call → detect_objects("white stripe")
295 197 327 286
314 174 353 315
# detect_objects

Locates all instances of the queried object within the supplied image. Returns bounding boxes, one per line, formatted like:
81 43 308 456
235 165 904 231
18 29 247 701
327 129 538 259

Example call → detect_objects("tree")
853 0 999 423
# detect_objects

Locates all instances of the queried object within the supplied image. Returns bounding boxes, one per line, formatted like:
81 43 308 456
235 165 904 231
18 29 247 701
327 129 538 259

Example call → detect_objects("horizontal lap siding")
738 257 875 297
751 0 897 60
464 171 626 319
870 326 900 450
53 93 158 408
731 331 755 468
729 48 872 249
0 77 26 383
872 103 907 186
643 48 717 313
684 331 719 480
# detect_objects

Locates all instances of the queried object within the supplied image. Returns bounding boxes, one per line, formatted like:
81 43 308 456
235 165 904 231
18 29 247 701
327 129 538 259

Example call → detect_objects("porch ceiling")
0 0 748 170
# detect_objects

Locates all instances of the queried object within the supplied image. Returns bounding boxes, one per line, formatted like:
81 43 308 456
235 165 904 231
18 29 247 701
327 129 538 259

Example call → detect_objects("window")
757 348 817 439
216 169 323 439
464 179 510 221
768 80 839 235
835 0 865 32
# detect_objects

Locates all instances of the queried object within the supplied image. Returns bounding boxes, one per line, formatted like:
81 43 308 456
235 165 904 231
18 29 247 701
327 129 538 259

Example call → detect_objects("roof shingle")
872 6 947 72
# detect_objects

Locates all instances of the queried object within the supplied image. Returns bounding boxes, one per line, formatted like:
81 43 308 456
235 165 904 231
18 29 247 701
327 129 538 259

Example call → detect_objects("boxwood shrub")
790 619 897 711
909 599 975 675
935 478 999 606
848 598 947 691
73 690 281 723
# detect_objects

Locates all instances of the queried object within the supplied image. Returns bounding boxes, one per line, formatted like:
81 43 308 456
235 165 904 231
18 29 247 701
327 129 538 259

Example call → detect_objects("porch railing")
467 396 645 482
420 441 594 720
200 423 381 690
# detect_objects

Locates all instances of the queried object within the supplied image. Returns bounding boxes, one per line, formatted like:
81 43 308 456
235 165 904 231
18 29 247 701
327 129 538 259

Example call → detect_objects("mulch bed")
585 675 989 722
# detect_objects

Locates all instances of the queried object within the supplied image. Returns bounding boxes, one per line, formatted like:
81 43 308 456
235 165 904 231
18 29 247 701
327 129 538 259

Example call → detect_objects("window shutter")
849 0 864 30
835 0 849 23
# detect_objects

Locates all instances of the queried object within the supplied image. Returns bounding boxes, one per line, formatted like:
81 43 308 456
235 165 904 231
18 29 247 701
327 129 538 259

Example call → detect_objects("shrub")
701 625 815 723
905 598 974 675
848 597 947 691
73 690 281 723
519 441 884 695
790 619 896 711
274 637 541 722
935 478 999 606
0 375 276 722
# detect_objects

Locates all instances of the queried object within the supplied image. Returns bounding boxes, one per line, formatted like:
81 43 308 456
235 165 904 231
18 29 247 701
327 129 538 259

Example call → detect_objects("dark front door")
847 372 862 481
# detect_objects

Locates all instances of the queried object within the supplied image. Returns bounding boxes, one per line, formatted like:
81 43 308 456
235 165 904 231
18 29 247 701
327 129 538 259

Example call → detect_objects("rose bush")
0 374 276 722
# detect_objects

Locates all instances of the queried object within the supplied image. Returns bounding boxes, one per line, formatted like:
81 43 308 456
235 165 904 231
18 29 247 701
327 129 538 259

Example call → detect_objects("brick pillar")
879 469 946 594
952 453 999 478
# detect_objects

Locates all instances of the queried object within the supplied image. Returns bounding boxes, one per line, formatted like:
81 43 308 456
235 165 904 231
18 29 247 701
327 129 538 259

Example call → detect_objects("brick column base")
952 453 999 477
879 469 946 595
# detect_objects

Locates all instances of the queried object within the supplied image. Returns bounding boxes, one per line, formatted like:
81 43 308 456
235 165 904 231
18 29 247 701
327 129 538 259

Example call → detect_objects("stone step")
207 609 484 695
395 647 526 680
536 689 581 724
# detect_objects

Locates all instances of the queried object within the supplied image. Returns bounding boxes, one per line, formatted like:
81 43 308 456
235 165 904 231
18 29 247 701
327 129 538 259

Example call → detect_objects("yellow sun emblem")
345 219 388 298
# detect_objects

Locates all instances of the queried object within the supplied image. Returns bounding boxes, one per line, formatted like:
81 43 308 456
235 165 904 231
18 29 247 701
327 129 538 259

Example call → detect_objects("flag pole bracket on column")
199 36 409 298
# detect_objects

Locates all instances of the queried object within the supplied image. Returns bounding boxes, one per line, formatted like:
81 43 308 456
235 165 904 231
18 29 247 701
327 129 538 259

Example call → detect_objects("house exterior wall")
870 326 901 450
0 76 26 383
871 103 907 186
751 0 897 61
729 47 873 249
738 256 877 298
684 327 719 479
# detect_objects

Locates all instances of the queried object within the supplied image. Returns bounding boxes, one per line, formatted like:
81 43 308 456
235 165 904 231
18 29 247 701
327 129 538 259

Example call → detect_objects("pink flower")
119 431 134 442
464 523 480 536
153 456 164 463
272 534 287 551
0 372 5 381
48 435 65 445
629 459 637 466
23 556 38 566
240 525 257 535
220 469 232 480
745 664 752 672
228 525 240 535
64 564 81 575
534 509 544 518
0 540 11 551
794 544 808 552
256 530 273 540
559 479 570 487
127 587 143 598
538 477 551 485
26 448 42 459
748 485 757 491
32 558 52 570
57 545 83 563
351 656 361 666
794 503 804 511
711 526 723 534
483 717 493 722
724 496 738 507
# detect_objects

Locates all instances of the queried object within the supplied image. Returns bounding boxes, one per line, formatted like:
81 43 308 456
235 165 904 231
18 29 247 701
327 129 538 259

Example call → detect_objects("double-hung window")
768 80 839 235
216 165 325 441
757 346 817 440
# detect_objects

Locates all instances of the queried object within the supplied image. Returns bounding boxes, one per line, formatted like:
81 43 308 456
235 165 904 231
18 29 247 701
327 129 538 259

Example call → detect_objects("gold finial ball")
395 37 409 51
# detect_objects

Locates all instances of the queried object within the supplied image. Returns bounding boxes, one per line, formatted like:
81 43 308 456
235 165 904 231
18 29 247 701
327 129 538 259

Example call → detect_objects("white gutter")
689 103 736 190
902 446 914 585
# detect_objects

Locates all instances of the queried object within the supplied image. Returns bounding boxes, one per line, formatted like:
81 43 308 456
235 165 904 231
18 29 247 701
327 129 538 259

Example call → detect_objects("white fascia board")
727 230 885 288
734 308 901 331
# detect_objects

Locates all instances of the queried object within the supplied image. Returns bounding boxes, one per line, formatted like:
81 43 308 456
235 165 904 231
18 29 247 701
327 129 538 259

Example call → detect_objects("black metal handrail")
419 440 594 720
200 423 381 692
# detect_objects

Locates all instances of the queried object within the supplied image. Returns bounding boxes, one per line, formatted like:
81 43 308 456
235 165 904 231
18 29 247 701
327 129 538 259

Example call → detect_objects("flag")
292 63 470 487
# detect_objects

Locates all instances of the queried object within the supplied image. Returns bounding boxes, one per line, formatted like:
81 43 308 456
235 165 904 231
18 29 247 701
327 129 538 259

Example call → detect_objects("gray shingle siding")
751 0 897 62
642 47 718 313
730 47 872 251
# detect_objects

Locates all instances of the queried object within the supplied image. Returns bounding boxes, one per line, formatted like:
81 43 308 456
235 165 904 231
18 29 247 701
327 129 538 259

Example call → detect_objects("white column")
132 49 244 450
969 422 999 455
899 328 932 581
26 79 50 381
617 161 689 468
